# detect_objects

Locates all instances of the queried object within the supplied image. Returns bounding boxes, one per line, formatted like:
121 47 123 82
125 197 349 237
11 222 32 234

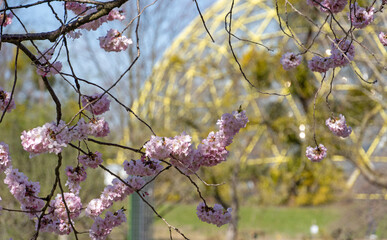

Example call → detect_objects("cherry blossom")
86 176 144 217
123 157 163 176
144 110 248 172
21 120 72 157
308 56 333 73
37 48 55 63
36 61 62 77
330 38 355 67
99 29 133 52
65 166 87 194
67 30 82 39
4 168 45 218
81 93 111 115
196 131 229 167
196 202 232 227
81 17 108 31
70 117 110 140
326 114 352 138
280 52 302 70
85 199 104 217
168 133 196 170
0 142 11 173
86 118 110 137
65 2 87 15
379 32 387 46
144 135 172 160
306 0 347 13
217 110 249 141
348 3 374 29
0 88 16 112
71 118 89 141
51 193 82 220
0 12 13 27
306 144 327 162
78 151 103 169
77 8 125 31
107 9 125 21
319 0 347 13
37 193 81 235
89 209 126 240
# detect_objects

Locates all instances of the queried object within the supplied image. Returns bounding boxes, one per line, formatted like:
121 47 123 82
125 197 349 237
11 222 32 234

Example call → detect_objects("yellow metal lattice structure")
125 0 387 198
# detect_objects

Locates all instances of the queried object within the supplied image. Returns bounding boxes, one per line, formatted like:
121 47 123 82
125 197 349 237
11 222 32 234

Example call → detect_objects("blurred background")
0 0 387 239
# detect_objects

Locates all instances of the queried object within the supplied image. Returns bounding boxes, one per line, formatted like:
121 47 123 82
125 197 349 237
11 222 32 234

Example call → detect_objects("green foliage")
240 48 275 89
253 158 345 206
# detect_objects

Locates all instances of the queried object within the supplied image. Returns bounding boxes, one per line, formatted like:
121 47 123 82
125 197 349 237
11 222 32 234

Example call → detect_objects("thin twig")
193 0 214 42
0 44 18 123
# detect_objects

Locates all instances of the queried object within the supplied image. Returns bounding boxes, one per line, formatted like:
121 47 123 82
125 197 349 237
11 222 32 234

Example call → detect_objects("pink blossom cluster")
75 7 125 31
65 166 87 194
348 3 374 29
0 12 13 27
82 93 111 115
330 38 355 67
81 17 107 31
195 131 229 167
51 193 82 220
379 32 387 46
36 61 62 77
38 193 82 235
280 52 302 70
0 196 2 213
326 114 352 138
123 157 163 176
308 56 333 73
195 110 248 168
37 48 55 64
306 144 327 162
37 216 73 235
99 29 133 52
67 30 82 39
64 3 86 38
86 176 145 217
89 209 126 240
78 151 103 169
66 1 125 28
308 38 355 72
306 0 347 13
217 110 249 140
0 88 16 112
4 168 45 218
72 118 110 140
169 133 197 171
36 48 62 77
107 9 125 21
0 142 11 173
144 136 173 160
21 118 110 157
144 110 248 173
196 202 232 227
65 2 88 15
21 120 72 157
86 118 110 137
322 0 347 13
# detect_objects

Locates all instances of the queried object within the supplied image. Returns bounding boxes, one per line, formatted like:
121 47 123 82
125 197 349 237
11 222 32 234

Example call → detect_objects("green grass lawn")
239 206 340 236
154 204 341 239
